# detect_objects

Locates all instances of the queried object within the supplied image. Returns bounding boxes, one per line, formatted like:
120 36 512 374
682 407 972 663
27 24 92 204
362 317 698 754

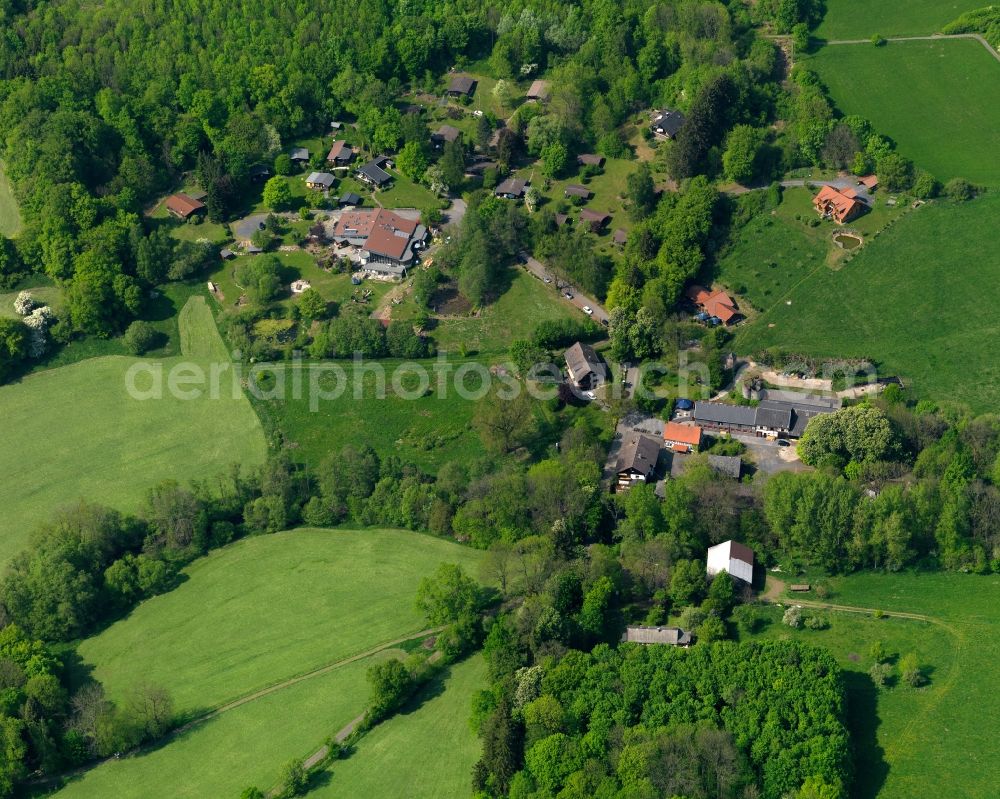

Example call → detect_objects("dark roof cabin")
495 177 527 199
579 208 611 232
651 109 686 139
326 140 354 165
338 192 363 207
356 157 393 188
431 125 461 148
623 626 692 646
446 75 477 97
564 184 592 200
290 147 310 163
577 153 605 167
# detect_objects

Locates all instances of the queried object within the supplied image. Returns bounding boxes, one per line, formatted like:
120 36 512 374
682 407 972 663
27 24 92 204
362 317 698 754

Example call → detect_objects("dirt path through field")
825 33 1000 64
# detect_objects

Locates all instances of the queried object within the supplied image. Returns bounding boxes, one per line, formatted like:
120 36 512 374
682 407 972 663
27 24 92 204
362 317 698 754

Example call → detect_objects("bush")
944 178 977 201
122 321 159 355
782 606 803 628
869 662 892 688
804 614 829 630
871 34 886 46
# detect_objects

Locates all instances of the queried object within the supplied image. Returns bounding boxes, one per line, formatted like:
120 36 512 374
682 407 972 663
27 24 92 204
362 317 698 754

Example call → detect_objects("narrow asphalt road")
520 252 610 324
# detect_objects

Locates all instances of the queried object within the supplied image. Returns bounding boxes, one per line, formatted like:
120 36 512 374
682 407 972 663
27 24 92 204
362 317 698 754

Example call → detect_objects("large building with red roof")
332 208 427 275
812 185 865 224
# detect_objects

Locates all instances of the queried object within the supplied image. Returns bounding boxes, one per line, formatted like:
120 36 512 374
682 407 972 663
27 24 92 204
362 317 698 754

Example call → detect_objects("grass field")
714 187 906 312
810 40 1000 186
314 655 485 799
394 266 583 355
0 162 21 237
0 296 266 567
51 649 403 799
768 571 1000 798
262 357 485 471
76 528 484 714
735 194 1000 410
814 0 985 39
0 286 62 318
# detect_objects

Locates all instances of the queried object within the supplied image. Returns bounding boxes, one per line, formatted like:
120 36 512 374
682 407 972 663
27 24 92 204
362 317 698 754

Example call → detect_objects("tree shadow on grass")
844 670 889 799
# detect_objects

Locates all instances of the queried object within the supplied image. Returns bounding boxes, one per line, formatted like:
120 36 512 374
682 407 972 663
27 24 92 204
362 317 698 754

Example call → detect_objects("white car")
584 391 596 400
582 305 593 315
543 277 552 284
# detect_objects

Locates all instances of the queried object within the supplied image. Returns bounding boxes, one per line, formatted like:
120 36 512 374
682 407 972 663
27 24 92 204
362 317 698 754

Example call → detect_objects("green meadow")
52 649 398 799
735 194 1000 410
785 572 1000 798
810 40 1000 186
0 296 266 567
76 528 485 714
315 655 485 799
815 0 985 39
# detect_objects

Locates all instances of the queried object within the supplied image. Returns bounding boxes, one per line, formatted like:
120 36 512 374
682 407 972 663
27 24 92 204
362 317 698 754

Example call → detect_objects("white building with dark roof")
706 540 754 584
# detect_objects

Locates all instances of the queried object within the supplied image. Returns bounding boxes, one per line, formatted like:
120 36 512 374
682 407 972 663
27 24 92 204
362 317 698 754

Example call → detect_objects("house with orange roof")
812 185 865 224
686 285 741 325
663 422 702 453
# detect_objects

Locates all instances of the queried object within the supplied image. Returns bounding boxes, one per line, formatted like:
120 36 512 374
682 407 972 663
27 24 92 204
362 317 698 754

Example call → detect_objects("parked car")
543 277 552 284
516 253 528 264
564 291 574 300
777 439 791 447
582 305 593 315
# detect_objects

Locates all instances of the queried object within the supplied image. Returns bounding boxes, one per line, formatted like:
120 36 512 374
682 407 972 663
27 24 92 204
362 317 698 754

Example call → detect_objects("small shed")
564 184 592 200
790 584 811 592
446 75 477 97
290 147 310 163
526 79 551 101
577 153 605 167
623 626 692 646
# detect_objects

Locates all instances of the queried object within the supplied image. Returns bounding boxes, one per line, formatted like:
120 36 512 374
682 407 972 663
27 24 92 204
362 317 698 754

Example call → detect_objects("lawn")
50 649 402 799
0 162 21 237
762 571 1000 798
0 285 62 318
714 187 906 313
76 528 485 714
0 295 266 567
394 266 583 355
262 357 486 471
314 655 485 799
810 40 1000 186
814 0 985 39
515 156 638 245
735 193 1000 410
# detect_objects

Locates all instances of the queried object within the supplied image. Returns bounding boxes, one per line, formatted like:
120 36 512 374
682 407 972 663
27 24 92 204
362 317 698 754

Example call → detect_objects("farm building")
579 209 611 232
564 341 606 389
687 285 740 325
333 208 427 275
623 626 691 646
650 109 685 139
165 193 206 220
706 540 754 584
564 184 592 200
812 185 865 224
431 125 461 148
663 422 702 453
305 172 335 190
326 140 355 165
446 75 477 97
495 177 527 199
356 157 393 188
858 174 879 191
615 434 661 491
526 79 550 101
577 153 605 167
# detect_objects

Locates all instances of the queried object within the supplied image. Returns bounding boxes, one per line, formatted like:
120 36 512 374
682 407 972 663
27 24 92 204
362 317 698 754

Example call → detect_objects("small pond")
833 232 863 250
